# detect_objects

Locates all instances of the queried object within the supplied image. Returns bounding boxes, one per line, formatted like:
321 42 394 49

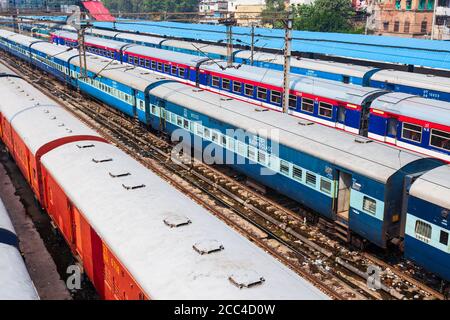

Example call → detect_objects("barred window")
204 127 211 139
440 230 449 246
289 94 297 110
280 160 290 175
292 165 303 181
157 62 162 71
305 172 316 187
415 220 432 243
237 142 247 157
233 81 242 93
258 150 266 164
178 67 185 77
212 76 220 88
257 87 267 101
363 196 376 215
211 131 219 143
319 102 333 119
301 98 314 113
183 119 190 130
196 123 203 136
402 122 422 143
164 64 170 74
270 90 282 105
320 178 332 194
248 146 257 161
245 84 254 97
177 116 183 127
171 65 177 75
430 129 450 151
151 61 156 69
221 135 227 146
222 78 230 90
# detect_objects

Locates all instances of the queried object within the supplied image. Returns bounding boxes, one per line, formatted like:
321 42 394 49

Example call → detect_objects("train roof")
0 75 101 154
86 27 122 39
125 44 207 66
149 81 433 183
41 140 328 300
371 69 450 93
372 92 450 126
161 38 230 56
409 165 450 210
52 30 127 51
0 199 39 300
235 51 376 78
202 61 386 105
115 31 164 46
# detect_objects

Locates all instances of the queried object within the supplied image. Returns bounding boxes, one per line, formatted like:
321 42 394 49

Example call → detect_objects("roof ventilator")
65 128 73 133
76 143 95 149
109 170 131 178
228 270 265 289
92 156 113 163
193 89 204 92
354 137 373 144
254 107 268 112
298 120 314 126
58 123 65 127
220 97 233 101
193 239 224 255
50 116 56 120
122 183 145 190
163 215 191 228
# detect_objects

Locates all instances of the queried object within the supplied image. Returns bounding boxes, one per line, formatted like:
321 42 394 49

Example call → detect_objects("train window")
320 178 332 194
164 64 170 73
157 62 162 72
227 138 235 151
280 160 290 176
288 94 297 110
248 146 256 161
388 118 397 136
363 196 376 215
429 129 450 151
204 128 211 140
233 81 242 93
212 76 220 88
177 116 183 127
178 67 185 77
221 135 227 146
245 84 254 97
415 220 432 243
151 61 156 69
319 102 333 119
342 76 350 84
301 98 314 114
140 59 145 67
237 142 248 157
195 123 203 136
440 230 449 246
222 78 230 90
183 119 190 130
134 57 139 65
292 166 303 181
305 172 317 187
270 90 281 105
258 150 266 164
257 87 267 101
171 66 177 75
402 122 422 143
145 60 150 68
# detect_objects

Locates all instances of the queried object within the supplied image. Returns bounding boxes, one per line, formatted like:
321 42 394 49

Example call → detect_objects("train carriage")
0 198 39 300
405 165 450 282
369 93 450 162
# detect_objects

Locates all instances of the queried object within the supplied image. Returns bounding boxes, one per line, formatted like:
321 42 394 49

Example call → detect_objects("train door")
70 205 84 258
336 171 352 223
359 105 370 137
158 99 166 132
387 117 398 143
336 106 346 130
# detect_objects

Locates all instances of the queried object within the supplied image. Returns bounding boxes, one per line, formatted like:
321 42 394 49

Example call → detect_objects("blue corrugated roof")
92 20 450 70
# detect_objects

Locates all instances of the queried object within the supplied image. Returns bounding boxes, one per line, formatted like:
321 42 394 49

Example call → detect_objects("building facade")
368 0 438 38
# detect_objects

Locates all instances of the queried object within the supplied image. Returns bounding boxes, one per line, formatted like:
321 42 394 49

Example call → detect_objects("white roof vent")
163 214 191 228
50 116 56 120
354 137 373 144
220 97 233 101
254 107 268 112
122 181 145 190
229 270 265 289
58 123 65 127
65 128 73 133
298 120 314 126
109 170 131 178
77 143 95 149
92 156 113 163
193 239 224 255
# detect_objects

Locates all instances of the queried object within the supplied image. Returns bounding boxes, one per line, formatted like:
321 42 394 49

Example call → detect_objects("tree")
261 0 286 28
293 0 356 33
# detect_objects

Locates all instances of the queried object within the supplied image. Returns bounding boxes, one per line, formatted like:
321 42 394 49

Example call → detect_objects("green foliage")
103 0 199 14
293 0 357 33
261 0 285 28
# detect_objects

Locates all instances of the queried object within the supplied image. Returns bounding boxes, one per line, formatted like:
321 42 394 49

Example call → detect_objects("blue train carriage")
369 69 450 103
233 51 380 86
143 79 442 248
368 92 450 162
404 165 450 283
0 30 40 62
200 61 386 135
159 39 232 61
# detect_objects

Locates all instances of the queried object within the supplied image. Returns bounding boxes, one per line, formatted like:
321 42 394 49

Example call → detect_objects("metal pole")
250 23 255 66
365 14 369 35
282 8 293 114
431 0 438 39
78 26 87 79
227 22 233 67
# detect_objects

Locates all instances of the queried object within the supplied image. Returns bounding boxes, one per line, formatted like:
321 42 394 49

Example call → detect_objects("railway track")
1 51 445 300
